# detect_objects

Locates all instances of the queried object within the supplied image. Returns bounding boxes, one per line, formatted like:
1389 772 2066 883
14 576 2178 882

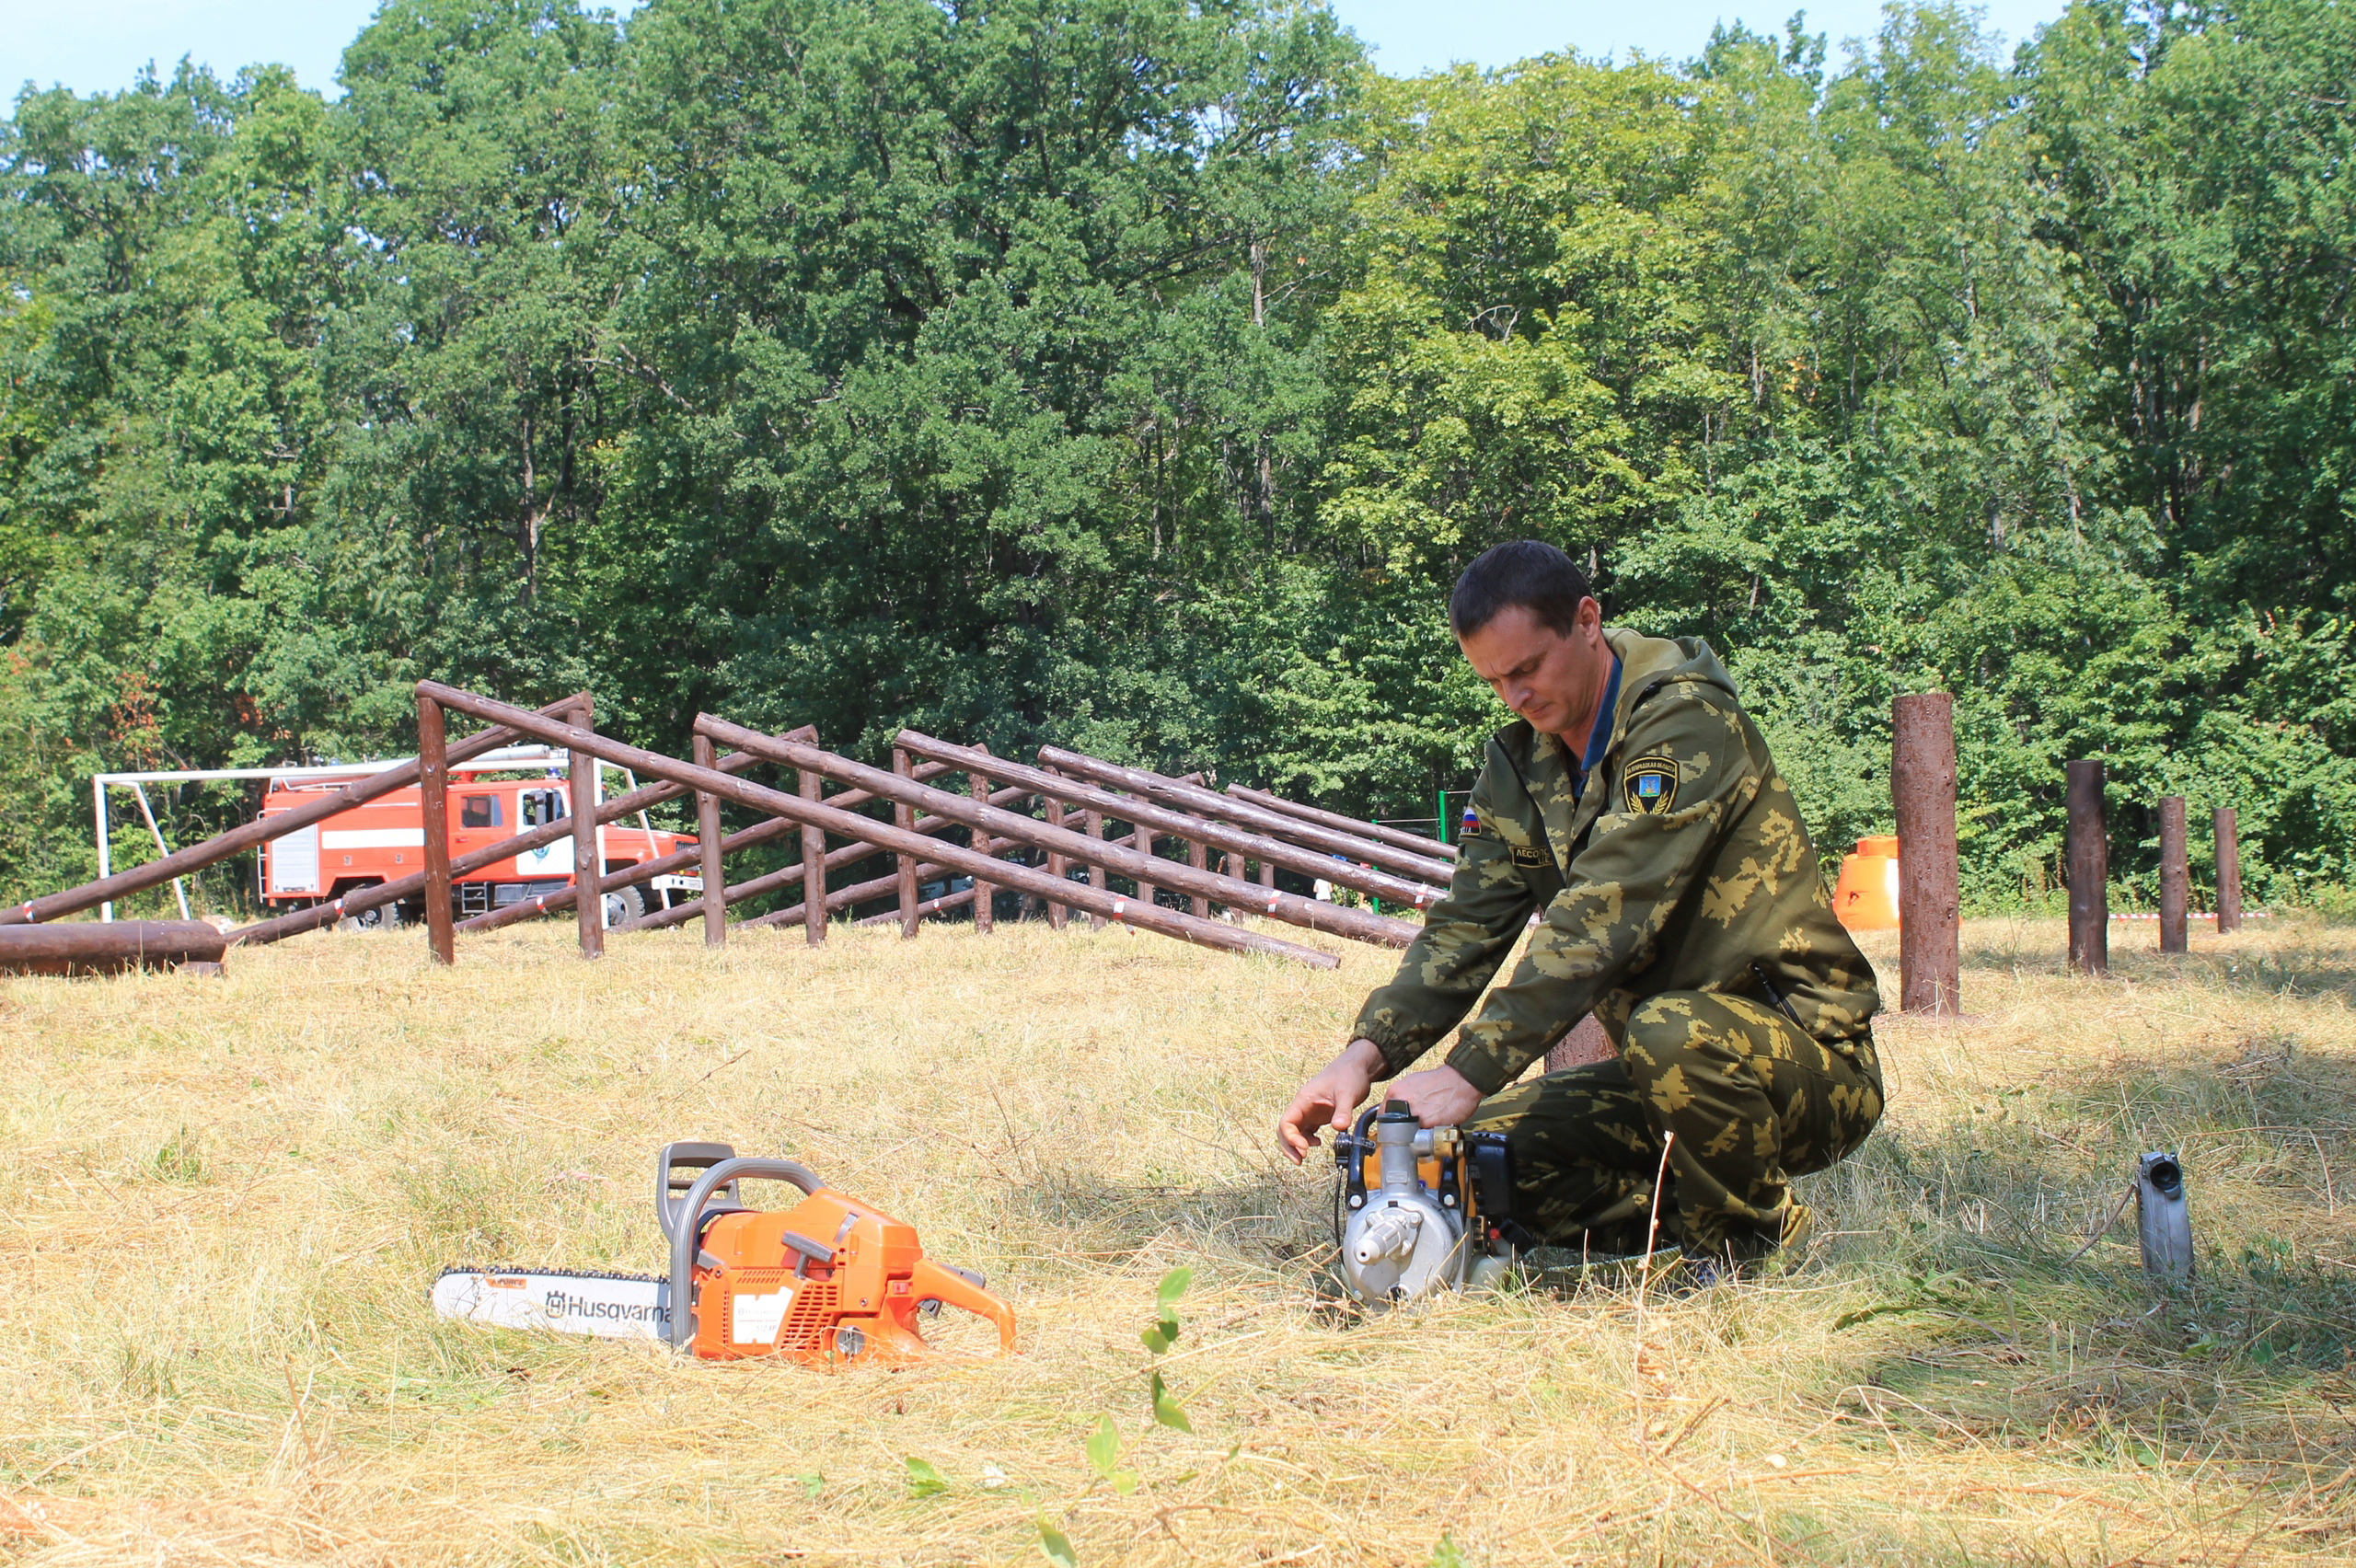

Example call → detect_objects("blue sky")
4 0 2073 104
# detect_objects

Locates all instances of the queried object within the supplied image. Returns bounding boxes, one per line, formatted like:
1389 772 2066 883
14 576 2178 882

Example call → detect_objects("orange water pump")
660 1143 1016 1364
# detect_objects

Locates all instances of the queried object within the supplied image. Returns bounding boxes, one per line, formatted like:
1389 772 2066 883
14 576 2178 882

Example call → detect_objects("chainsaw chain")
438 1264 667 1285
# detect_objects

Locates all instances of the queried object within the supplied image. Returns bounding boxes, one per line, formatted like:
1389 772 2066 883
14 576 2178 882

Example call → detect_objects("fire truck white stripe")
320 830 427 849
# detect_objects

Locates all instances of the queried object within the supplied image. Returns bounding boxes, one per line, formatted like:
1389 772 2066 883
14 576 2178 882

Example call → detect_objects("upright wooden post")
970 745 996 934
570 698 604 960
1083 809 1107 929
799 762 826 947
693 734 726 951
1259 856 1276 891
1892 694 1960 1015
1044 773 1069 929
2158 795 2188 953
894 745 919 939
2214 807 2242 934
1132 819 1155 911
417 693 456 966
2066 759 2107 975
1188 837 1209 917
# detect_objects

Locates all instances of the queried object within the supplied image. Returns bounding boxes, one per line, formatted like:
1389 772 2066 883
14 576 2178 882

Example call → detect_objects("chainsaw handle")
665 1157 826 1350
910 1257 1018 1355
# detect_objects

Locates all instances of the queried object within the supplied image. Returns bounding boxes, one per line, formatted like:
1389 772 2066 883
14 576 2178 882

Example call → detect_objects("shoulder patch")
1458 808 1491 840
1510 846 1549 868
1623 755 1679 815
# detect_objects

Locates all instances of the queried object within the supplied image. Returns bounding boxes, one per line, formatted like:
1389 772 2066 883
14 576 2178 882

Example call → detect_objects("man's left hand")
1385 1064 1486 1128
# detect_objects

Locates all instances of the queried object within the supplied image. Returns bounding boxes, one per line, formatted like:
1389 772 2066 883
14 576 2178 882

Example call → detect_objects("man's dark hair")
1449 540 1594 640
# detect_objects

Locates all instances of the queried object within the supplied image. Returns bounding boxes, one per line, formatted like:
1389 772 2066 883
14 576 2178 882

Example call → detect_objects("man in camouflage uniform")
1278 541 1884 1269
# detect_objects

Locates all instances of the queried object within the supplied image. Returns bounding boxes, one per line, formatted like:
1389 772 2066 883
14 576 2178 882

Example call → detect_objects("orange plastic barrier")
1832 836 1900 932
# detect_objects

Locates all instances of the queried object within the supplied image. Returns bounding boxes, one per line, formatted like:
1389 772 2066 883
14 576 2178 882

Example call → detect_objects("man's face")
1457 600 1609 739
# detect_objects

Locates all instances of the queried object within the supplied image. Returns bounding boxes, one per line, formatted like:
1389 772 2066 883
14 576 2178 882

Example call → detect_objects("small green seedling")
1038 1516 1080 1566
1086 1412 1139 1493
1150 1369 1192 1434
904 1456 948 1498
1141 1265 1191 1354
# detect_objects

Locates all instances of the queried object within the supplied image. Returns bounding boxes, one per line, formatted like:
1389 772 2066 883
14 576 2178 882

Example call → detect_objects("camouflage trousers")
1463 991 1884 1262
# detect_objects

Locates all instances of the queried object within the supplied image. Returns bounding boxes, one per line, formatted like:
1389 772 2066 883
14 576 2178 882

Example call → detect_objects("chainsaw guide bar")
433 1266 674 1342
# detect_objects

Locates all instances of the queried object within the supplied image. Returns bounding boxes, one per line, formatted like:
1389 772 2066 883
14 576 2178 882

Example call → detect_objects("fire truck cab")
257 753 696 929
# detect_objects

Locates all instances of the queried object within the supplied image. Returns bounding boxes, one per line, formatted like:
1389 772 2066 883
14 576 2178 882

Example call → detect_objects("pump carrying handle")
664 1156 826 1350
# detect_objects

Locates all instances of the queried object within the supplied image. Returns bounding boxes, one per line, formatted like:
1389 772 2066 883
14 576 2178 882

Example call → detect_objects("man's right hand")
1277 1038 1388 1163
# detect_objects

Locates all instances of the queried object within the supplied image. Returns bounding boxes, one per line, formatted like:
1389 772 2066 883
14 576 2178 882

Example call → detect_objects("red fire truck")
256 755 697 929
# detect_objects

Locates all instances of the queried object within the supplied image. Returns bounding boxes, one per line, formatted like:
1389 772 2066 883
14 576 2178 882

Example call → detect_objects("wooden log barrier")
1224 782 1458 861
465 743 946 936
698 717 1416 949
895 731 1441 911
414 684 1338 969
0 920 227 977
1039 747 1453 885
227 737 800 947
5 692 590 928
623 786 1030 935
857 886 976 927
743 836 1020 930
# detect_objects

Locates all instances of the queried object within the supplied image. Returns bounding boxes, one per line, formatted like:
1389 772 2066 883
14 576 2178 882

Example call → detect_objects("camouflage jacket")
1352 629 1880 1096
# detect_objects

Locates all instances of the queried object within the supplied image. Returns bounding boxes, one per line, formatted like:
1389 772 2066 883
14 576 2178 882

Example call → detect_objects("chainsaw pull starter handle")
665 1156 825 1350
908 1256 1018 1355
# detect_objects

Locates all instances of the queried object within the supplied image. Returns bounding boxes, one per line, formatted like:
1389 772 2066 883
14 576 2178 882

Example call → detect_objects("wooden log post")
1189 837 1209 917
1259 856 1275 891
800 760 826 947
894 745 919 940
2214 807 2242 935
569 701 605 959
1045 774 1069 930
1083 809 1107 929
417 691 456 966
1132 819 1156 910
2159 795 2189 954
1892 693 1960 1015
694 734 726 951
2066 759 2108 976
970 745 996 934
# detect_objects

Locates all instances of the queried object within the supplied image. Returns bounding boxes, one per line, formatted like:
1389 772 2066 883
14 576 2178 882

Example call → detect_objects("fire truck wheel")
337 898 402 933
601 883 647 928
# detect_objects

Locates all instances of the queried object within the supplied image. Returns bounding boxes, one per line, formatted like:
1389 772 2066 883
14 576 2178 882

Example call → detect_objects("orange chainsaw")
433 1143 1016 1364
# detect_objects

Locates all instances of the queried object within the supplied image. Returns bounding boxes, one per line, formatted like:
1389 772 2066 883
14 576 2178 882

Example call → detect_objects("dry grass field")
4 912 2354 1566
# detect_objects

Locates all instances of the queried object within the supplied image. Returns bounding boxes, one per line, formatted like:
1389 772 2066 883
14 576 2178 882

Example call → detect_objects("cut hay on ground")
3 916 2353 1565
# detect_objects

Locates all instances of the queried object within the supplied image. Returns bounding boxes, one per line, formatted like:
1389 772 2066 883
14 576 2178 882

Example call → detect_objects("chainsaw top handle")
664 1156 826 1350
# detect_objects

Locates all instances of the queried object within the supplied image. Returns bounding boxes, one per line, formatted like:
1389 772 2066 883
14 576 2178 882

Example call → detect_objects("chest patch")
1623 755 1679 815
1510 845 1551 869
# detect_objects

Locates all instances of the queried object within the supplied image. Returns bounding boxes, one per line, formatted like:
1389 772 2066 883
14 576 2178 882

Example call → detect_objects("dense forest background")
6 0 2355 917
